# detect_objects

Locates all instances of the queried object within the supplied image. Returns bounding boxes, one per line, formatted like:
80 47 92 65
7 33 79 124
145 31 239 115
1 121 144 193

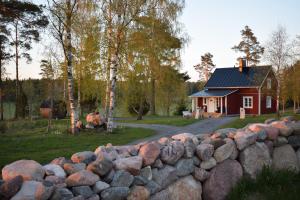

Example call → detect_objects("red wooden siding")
260 70 278 114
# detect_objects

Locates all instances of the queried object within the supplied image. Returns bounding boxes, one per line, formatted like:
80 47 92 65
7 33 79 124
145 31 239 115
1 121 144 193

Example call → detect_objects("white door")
207 98 215 112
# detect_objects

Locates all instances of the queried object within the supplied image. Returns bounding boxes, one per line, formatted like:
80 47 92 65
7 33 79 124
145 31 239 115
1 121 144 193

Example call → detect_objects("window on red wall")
266 96 272 108
243 96 253 108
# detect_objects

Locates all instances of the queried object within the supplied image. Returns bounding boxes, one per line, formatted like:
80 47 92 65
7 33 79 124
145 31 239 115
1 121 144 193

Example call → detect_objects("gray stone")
72 186 94 199
274 136 288 147
0 175 23 200
214 138 235 163
203 160 243 200
153 159 164 169
264 140 274 155
152 165 178 189
213 128 237 139
71 151 96 164
160 141 184 165
63 163 86 175
239 142 272 179
272 144 299 172
192 156 201 166
171 133 199 145
103 169 115 183
183 138 196 158
92 181 110 193
111 170 134 187
209 138 226 149
140 166 152 180
234 131 258 150
288 135 300 148
114 156 143 175
175 158 194 177
150 176 202 200
265 118 276 124
45 176 65 185
127 186 150 200
193 167 210 182
11 180 53 200
196 143 214 161
87 157 113 176
271 121 293 137
145 180 161 195
51 157 69 167
2 160 45 182
100 187 129 200
86 194 100 200
66 170 99 187
289 121 300 135
50 187 74 200
70 195 85 200
133 175 149 186
43 164 66 178
200 157 216 170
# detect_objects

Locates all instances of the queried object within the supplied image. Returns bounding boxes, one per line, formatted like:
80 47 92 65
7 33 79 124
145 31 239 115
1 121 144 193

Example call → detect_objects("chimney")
239 58 246 72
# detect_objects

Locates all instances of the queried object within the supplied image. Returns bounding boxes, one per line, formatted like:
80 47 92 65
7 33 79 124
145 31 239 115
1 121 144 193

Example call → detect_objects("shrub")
173 101 187 116
0 121 7 133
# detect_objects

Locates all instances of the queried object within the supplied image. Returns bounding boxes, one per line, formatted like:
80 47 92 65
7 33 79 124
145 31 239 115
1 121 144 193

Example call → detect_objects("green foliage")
0 121 8 133
228 167 300 200
232 25 264 65
194 52 215 81
173 101 188 116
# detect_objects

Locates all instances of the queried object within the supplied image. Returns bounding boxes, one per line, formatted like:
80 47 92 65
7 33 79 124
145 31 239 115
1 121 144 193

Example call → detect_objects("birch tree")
264 25 293 116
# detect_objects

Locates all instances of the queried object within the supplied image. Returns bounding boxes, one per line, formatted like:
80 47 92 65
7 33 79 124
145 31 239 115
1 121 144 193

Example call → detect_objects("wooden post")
225 96 228 115
220 97 223 114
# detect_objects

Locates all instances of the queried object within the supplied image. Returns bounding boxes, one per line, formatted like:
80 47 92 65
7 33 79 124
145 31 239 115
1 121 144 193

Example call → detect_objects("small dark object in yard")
0 121 8 134
40 100 67 119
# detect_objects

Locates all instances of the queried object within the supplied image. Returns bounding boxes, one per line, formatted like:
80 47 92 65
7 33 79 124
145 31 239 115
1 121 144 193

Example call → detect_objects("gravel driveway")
116 116 237 144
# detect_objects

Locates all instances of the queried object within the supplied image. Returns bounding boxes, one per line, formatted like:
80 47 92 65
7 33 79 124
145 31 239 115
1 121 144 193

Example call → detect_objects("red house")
190 60 277 117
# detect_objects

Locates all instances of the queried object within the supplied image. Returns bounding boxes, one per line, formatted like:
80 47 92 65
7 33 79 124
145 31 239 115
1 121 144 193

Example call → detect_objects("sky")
6 0 300 81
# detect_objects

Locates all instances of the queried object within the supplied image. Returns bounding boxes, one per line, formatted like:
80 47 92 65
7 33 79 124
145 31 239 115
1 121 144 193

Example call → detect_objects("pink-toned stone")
264 126 280 140
139 142 161 166
2 160 45 182
127 186 150 200
203 159 243 200
114 156 143 175
66 170 99 187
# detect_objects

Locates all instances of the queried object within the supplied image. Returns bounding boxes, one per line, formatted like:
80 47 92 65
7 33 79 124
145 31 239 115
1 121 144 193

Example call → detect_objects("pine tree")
232 25 264 66
194 52 215 82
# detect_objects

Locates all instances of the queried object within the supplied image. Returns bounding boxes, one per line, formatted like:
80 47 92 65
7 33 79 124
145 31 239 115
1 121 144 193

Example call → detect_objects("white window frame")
203 98 207 105
267 78 272 89
266 96 272 108
243 96 253 109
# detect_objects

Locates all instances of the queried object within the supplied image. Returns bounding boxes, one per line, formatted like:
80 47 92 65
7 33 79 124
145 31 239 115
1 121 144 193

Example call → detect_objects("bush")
0 121 7 133
227 167 300 200
173 101 188 116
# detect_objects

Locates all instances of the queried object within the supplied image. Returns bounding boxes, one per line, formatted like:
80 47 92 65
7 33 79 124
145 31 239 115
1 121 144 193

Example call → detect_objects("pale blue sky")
6 0 300 81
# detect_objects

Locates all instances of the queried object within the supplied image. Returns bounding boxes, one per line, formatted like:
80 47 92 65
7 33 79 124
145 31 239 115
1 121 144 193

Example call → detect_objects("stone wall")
1 116 300 200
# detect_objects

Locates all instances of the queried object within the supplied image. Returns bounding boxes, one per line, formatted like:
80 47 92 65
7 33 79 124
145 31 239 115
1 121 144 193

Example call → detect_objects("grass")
220 112 300 129
119 116 200 126
228 167 300 200
0 118 155 170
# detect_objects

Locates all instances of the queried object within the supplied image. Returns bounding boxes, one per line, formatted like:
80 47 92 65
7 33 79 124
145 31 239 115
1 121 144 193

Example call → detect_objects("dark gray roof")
205 66 272 88
190 89 238 97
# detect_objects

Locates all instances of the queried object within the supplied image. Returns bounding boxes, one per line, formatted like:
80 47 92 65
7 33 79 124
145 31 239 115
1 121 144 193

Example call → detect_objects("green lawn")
220 112 300 129
228 167 300 200
0 119 155 170
119 116 200 126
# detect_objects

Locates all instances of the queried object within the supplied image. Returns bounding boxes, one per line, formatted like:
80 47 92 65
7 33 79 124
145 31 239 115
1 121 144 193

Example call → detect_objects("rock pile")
1 116 300 200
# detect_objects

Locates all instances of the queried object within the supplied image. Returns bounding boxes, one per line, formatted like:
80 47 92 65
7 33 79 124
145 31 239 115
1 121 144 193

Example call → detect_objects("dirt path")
116 116 237 144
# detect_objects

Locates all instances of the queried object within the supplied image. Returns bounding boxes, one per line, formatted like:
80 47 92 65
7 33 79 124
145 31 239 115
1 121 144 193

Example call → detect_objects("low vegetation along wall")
1 117 300 200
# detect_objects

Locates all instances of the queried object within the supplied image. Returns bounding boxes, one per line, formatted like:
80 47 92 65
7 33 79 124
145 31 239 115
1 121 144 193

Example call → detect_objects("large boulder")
139 142 160 166
288 135 300 148
239 142 272 179
2 160 45 181
11 181 53 200
127 186 150 200
87 157 113 176
272 144 299 172
193 167 210 182
151 175 202 200
183 138 196 158
234 130 257 150
0 175 23 200
175 158 194 177
66 170 99 187
71 151 96 164
214 138 235 163
72 186 94 199
49 187 74 200
111 170 134 187
114 156 143 175
152 165 178 189
160 141 184 165
203 159 243 200
43 164 66 178
100 187 129 200
271 121 293 137
200 157 217 170
171 133 199 145
196 143 214 161
289 121 300 135
86 112 105 126
63 163 86 175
